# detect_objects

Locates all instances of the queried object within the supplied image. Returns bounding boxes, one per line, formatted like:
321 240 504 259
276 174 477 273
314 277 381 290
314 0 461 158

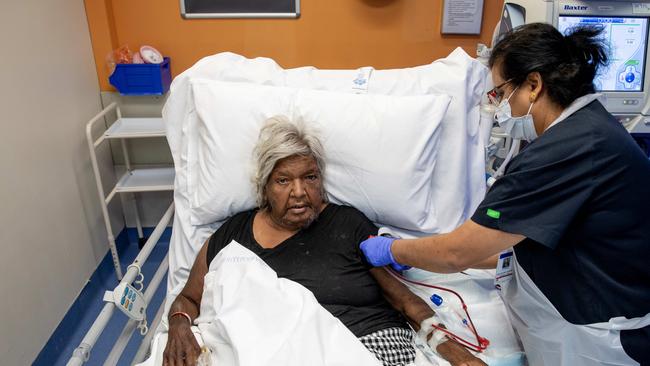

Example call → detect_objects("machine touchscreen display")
558 16 649 92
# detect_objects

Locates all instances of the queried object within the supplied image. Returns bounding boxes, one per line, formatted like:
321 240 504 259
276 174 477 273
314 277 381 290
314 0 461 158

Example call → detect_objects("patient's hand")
437 339 487 366
163 317 201 366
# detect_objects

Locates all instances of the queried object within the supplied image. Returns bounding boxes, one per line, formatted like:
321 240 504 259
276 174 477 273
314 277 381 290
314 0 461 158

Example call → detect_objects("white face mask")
494 87 538 142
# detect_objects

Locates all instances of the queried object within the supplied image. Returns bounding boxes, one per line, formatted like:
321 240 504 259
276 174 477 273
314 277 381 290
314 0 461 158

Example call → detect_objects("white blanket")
140 241 382 366
141 243 525 366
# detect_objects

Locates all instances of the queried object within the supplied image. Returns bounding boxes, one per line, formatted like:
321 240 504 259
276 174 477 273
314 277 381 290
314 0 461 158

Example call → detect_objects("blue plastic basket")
109 57 171 95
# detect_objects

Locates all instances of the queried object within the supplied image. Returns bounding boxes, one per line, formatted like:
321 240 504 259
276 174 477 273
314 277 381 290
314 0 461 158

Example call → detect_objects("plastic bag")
106 44 164 74
197 346 212 366
106 44 134 74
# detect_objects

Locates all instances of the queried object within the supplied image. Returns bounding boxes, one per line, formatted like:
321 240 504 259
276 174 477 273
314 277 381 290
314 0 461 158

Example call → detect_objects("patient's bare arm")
370 268 487 366
163 241 209 366
369 267 433 328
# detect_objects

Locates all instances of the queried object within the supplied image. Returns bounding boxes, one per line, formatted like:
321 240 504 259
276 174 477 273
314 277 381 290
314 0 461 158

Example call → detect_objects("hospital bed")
68 48 525 366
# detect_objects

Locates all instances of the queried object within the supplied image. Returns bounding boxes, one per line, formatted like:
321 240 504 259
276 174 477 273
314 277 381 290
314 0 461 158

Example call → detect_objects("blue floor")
34 227 171 366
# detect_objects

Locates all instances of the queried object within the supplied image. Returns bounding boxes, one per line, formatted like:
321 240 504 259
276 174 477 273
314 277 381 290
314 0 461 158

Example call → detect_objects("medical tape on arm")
418 315 448 353
386 267 490 352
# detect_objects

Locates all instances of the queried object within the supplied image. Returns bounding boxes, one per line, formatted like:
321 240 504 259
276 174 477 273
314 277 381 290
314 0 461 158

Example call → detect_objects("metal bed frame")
67 202 173 366
67 102 176 365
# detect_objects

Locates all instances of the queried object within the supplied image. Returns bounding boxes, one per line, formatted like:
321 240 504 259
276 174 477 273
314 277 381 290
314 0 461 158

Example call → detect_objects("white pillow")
187 79 451 232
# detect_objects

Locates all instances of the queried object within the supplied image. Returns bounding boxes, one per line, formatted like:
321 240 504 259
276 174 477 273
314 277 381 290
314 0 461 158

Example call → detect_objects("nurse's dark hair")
489 22 609 108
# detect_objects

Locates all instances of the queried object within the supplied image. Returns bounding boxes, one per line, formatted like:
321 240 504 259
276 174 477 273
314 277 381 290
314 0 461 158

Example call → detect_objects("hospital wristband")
170 311 193 325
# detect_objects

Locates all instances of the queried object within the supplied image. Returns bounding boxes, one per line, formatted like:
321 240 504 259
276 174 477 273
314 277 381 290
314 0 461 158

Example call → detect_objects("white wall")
0 1 122 364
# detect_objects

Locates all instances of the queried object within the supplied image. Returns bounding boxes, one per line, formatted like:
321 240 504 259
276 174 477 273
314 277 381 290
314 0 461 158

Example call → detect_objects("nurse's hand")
163 317 201 366
360 236 411 272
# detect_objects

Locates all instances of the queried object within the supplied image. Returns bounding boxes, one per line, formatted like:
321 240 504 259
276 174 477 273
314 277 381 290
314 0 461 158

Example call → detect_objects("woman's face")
265 155 324 231
491 65 532 118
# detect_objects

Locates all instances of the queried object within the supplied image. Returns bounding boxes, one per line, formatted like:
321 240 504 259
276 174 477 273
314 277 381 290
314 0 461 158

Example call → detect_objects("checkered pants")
359 327 416 366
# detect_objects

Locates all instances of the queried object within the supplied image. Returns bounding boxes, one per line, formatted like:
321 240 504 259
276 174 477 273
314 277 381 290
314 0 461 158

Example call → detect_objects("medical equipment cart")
86 102 174 280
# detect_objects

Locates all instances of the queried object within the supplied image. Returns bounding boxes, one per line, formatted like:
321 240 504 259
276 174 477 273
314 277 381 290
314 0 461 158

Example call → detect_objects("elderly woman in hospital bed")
162 116 486 366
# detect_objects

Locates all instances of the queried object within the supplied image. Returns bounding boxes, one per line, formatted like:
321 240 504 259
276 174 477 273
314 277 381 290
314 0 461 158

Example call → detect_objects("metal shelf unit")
86 102 174 280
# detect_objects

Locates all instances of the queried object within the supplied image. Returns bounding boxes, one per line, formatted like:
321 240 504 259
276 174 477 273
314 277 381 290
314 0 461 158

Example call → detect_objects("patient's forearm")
437 338 487 365
164 293 203 365
167 240 209 326
370 269 487 365
401 295 435 330
168 293 200 325
370 267 434 330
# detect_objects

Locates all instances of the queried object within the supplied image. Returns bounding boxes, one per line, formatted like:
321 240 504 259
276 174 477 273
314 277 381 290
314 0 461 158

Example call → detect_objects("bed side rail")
67 202 174 366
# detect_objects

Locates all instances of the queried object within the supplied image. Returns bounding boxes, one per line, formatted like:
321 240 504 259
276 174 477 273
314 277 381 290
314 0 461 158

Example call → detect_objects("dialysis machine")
499 0 650 155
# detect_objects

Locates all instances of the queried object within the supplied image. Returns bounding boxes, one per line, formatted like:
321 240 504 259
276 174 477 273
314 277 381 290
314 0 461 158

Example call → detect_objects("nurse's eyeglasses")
486 79 513 106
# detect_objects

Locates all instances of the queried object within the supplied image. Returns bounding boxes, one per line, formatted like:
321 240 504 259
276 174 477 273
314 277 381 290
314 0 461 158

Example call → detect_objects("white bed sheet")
142 243 523 366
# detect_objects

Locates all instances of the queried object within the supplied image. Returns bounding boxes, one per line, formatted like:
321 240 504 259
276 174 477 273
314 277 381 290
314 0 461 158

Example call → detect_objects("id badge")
494 248 514 289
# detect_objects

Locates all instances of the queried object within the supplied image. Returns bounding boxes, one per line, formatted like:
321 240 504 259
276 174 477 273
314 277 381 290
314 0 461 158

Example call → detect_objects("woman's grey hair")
253 115 327 209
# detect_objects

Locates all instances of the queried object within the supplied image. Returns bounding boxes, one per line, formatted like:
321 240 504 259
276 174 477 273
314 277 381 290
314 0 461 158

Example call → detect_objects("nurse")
360 23 650 365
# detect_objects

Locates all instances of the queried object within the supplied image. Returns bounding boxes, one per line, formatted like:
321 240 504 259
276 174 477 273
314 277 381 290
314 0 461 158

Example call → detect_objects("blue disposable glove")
360 236 411 272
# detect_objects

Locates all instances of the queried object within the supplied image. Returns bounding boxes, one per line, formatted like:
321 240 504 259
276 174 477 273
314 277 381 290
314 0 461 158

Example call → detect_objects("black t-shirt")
206 204 409 337
472 100 650 363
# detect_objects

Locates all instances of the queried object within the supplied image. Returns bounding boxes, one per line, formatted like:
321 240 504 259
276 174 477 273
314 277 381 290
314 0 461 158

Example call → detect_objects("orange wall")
85 0 504 91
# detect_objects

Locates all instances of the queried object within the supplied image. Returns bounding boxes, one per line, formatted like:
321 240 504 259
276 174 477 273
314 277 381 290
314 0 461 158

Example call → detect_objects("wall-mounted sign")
441 0 484 35
181 0 300 19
